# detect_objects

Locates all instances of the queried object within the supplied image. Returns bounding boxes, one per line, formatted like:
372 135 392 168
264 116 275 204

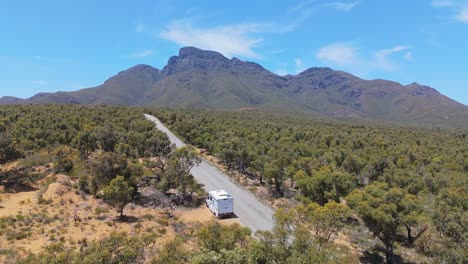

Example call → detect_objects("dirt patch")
0 174 245 262
0 161 20 171
175 206 243 226
0 191 37 217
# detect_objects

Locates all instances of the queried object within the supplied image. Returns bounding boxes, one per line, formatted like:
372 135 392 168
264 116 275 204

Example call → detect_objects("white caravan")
206 190 234 219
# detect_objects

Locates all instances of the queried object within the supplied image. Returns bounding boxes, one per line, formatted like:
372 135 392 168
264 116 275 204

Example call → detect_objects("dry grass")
0 164 244 262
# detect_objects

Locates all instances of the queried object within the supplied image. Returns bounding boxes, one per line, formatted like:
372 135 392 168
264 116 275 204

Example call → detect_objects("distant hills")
1 46 467 127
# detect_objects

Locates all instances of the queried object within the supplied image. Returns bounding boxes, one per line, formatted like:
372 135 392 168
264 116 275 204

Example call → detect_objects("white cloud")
456 7 468 22
316 42 411 73
295 58 307 73
431 0 455 7
295 58 303 68
327 1 360 12
133 49 153 58
286 0 358 30
290 0 359 13
431 1 468 23
404 51 414 61
289 0 317 13
32 80 47 85
316 42 359 66
160 21 264 59
374 45 410 70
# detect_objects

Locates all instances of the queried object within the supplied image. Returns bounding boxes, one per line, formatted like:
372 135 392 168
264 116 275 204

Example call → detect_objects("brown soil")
175 206 243 226
0 171 244 262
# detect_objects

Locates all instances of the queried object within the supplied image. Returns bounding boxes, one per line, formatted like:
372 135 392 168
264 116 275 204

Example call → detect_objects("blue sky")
1 0 467 105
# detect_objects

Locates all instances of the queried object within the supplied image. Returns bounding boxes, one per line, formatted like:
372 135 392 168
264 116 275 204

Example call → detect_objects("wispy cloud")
160 21 265 59
289 0 318 13
295 58 307 73
132 49 154 58
431 1 468 23
286 0 359 31
456 7 468 22
316 42 412 73
374 45 411 71
404 51 414 61
327 1 360 12
290 0 359 13
316 42 359 66
32 80 47 85
431 0 455 7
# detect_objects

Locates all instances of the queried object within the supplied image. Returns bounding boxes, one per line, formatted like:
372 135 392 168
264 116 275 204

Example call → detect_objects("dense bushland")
0 105 466 263
150 108 467 263
0 105 204 211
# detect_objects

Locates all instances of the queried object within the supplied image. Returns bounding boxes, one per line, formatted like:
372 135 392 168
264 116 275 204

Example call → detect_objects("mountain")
1 47 467 127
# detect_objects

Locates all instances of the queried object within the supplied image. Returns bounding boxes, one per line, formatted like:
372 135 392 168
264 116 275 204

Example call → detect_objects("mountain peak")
298 67 333 75
130 64 158 70
164 47 230 75
1 47 466 128
405 82 440 96
178 46 228 61
103 64 161 85
116 64 160 76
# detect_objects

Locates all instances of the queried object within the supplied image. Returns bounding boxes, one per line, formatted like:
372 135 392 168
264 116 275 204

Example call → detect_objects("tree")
265 152 291 197
0 131 21 164
400 195 428 245
433 187 467 243
143 130 172 158
192 248 249 264
103 176 133 220
255 208 294 264
431 186 467 263
78 232 145 264
342 154 363 174
53 146 74 173
72 128 97 160
89 152 127 193
253 206 357 264
294 201 351 247
296 170 354 205
165 146 201 196
151 236 190 264
347 182 425 264
0 167 32 187
20 232 145 264
95 123 119 152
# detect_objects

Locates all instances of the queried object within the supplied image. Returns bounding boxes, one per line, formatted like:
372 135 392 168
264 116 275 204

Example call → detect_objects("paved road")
144 114 275 233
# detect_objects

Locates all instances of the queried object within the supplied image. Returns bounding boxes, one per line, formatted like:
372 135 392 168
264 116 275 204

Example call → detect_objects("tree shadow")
114 215 140 223
360 246 410 264
360 249 384 264
3 183 37 193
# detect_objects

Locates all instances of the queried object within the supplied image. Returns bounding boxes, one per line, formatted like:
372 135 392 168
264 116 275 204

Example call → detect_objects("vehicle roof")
209 190 233 200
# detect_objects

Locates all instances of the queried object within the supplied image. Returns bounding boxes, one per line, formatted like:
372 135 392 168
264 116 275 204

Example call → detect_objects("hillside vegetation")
150 108 467 263
0 105 359 263
0 105 466 263
0 105 215 262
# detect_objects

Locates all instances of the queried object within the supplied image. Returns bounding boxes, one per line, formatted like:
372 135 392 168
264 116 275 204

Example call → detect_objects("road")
144 114 275 233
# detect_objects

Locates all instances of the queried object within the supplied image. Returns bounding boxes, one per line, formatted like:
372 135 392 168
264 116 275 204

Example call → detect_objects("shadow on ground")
114 215 140 223
360 246 411 264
